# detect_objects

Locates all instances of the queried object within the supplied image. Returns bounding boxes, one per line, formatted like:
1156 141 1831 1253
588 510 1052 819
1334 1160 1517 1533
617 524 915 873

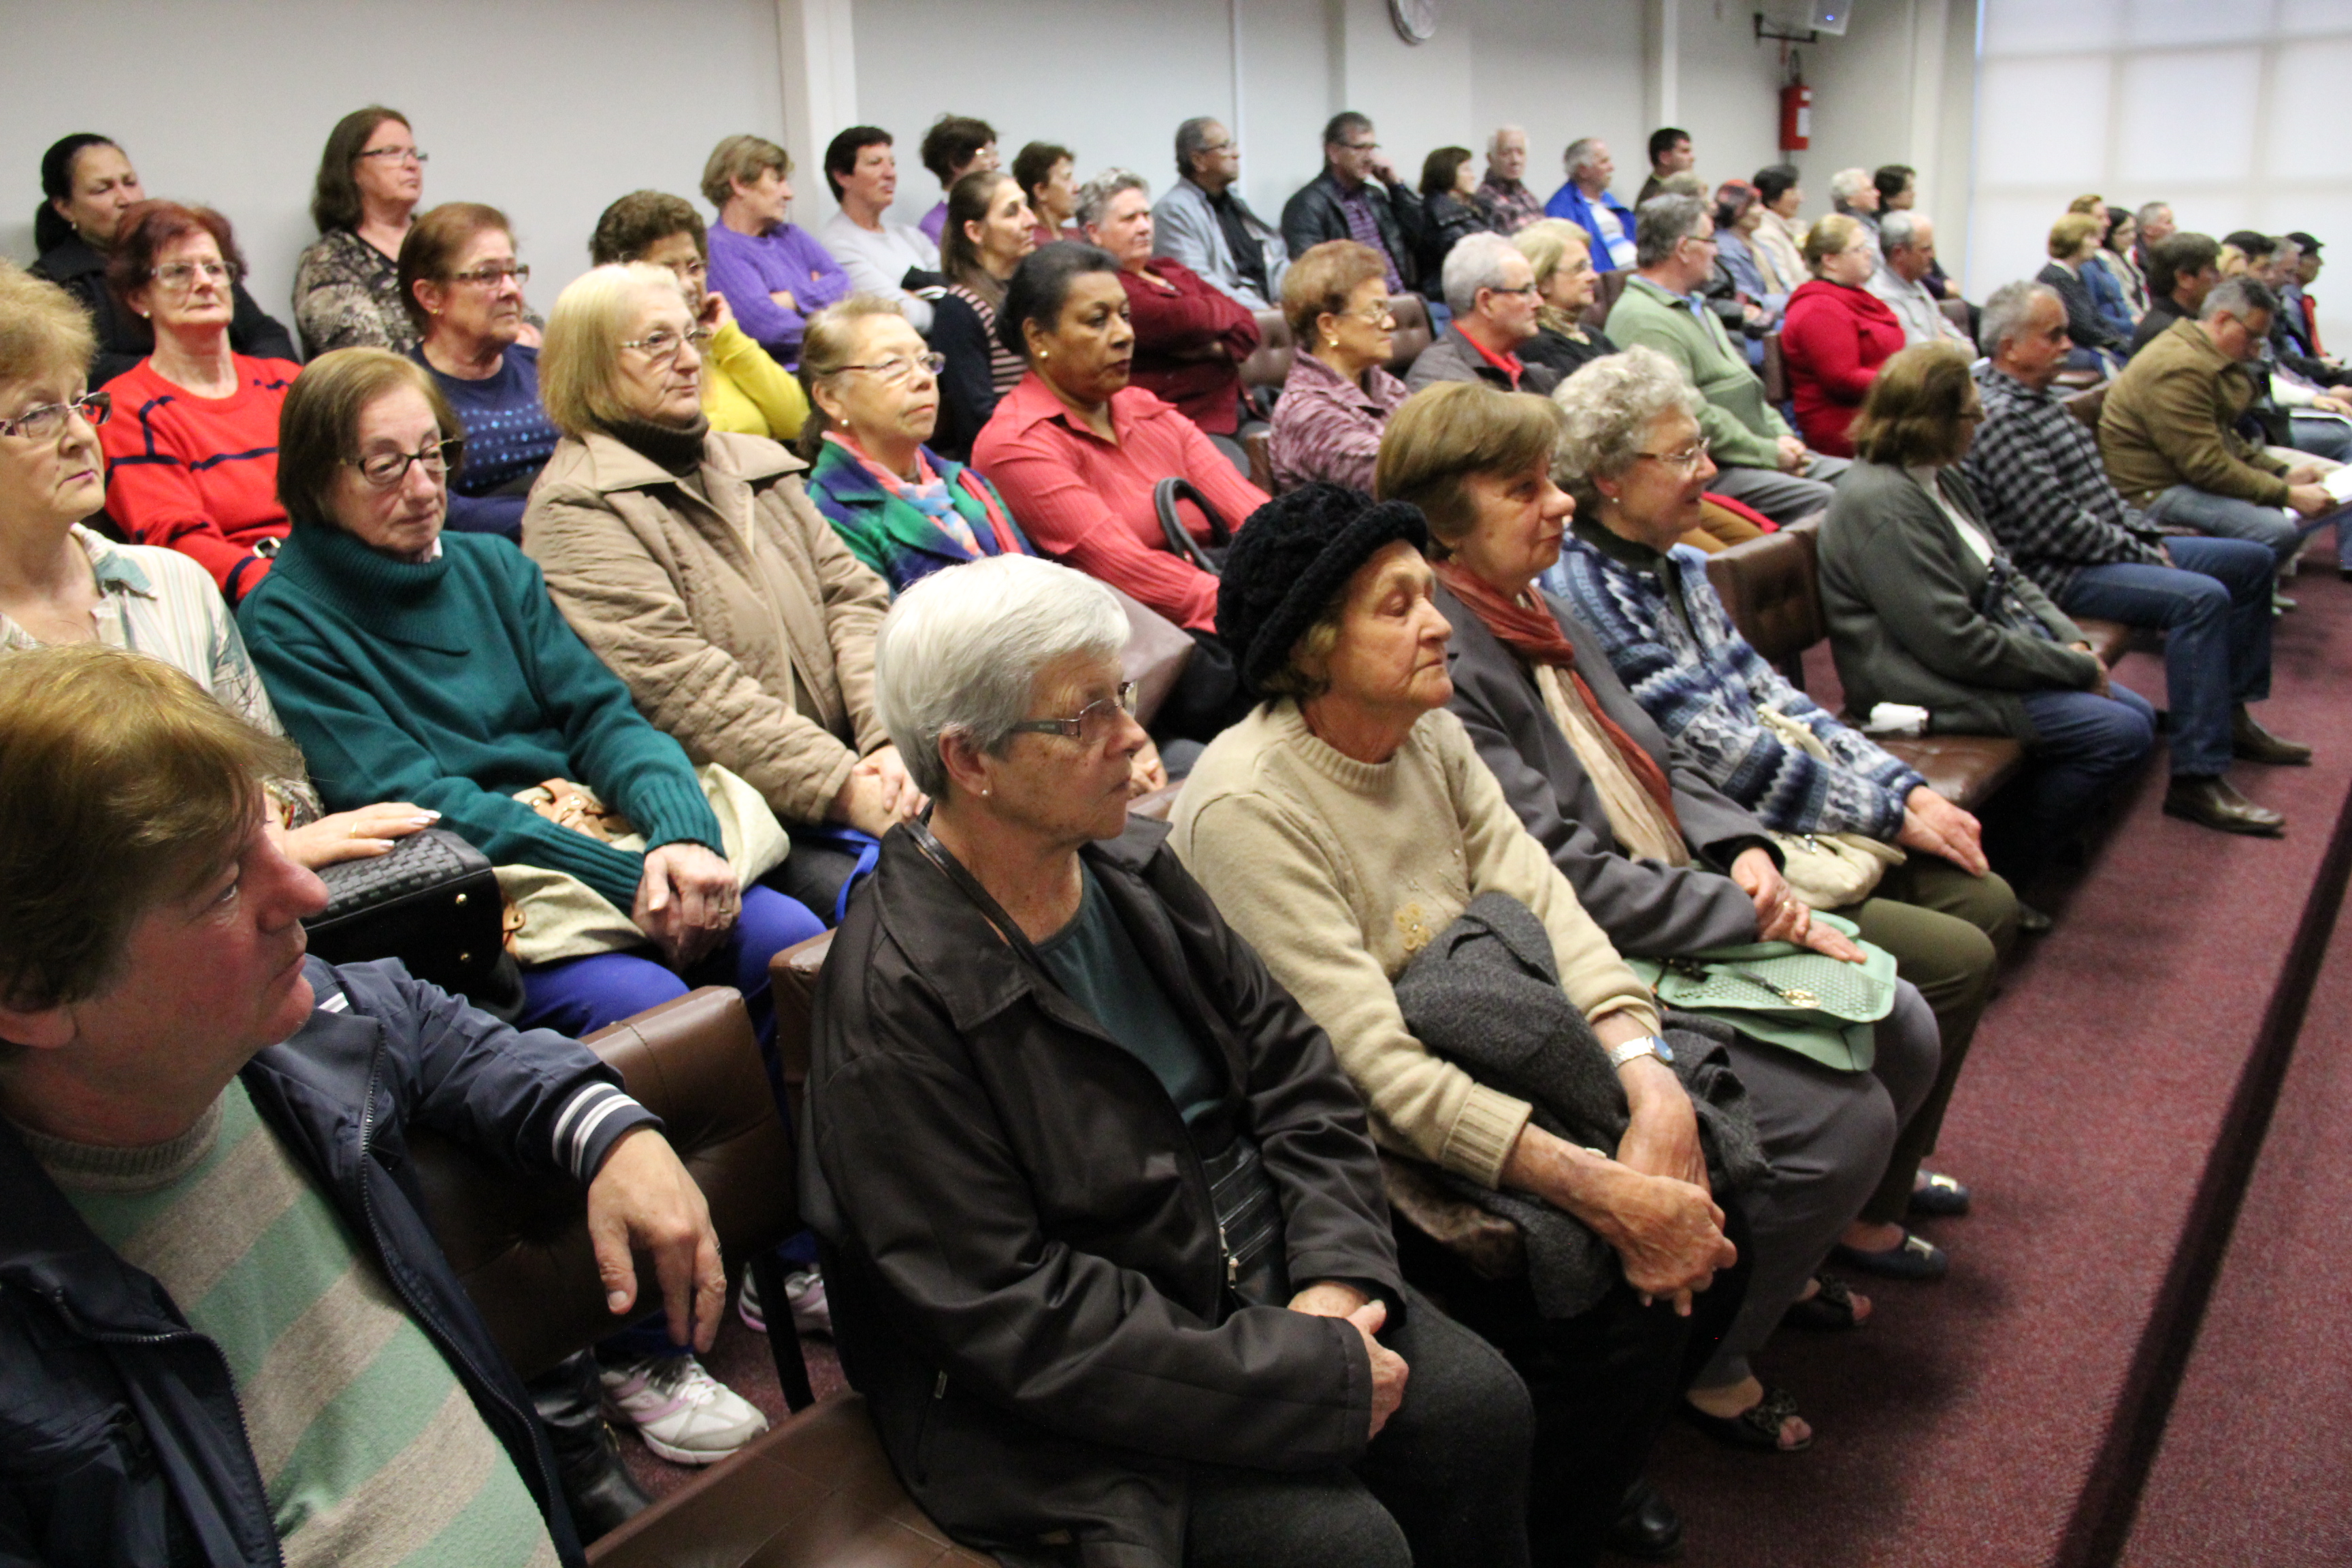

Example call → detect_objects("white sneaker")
598 1354 768 1466
736 1267 833 1339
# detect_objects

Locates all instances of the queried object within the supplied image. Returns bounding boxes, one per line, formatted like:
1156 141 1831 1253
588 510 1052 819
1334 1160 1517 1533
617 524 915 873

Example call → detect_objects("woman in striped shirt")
929 169 1039 461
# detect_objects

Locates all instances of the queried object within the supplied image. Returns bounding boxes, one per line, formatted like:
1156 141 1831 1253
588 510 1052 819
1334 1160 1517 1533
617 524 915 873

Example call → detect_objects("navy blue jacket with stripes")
0 957 658 1567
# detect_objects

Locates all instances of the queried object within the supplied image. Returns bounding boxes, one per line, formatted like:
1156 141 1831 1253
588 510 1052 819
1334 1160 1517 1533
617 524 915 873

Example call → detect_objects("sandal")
1782 1273 1866 1332
1833 1228 1949 1280
1910 1171 1972 1218
1682 1384 1814 1453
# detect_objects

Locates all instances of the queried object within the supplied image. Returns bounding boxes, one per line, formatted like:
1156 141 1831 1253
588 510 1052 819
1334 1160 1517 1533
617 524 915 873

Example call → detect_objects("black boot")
526 1350 651 1541
1605 1476 1686 1561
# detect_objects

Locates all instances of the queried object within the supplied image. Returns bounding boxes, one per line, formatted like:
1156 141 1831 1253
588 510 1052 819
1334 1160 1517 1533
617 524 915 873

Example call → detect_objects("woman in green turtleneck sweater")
237 346 826 1043
522 263 919 919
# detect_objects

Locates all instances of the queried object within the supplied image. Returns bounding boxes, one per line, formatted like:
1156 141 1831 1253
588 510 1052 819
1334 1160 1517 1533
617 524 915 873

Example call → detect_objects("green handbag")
1625 913 1899 1073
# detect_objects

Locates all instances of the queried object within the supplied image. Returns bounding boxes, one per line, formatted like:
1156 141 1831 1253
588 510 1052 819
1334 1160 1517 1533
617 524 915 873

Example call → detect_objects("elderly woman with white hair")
1081 167 1264 445
521 262 922 922
803 551 1535 1568
1403 231 1562 395
1551 347 2019 1284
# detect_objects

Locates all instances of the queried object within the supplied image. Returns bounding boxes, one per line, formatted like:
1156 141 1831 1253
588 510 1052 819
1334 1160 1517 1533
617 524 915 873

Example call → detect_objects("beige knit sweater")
1170 700 1660 1188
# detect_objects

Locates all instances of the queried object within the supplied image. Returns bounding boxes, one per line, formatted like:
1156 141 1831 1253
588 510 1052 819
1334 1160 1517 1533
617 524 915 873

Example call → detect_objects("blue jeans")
2142 485 2301 567
519 883 823 1048
2059 536 2274 777
2010 685 2159 859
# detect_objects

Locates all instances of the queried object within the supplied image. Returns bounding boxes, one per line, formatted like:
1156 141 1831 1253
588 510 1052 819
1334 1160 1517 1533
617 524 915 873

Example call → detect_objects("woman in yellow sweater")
587 191 808 441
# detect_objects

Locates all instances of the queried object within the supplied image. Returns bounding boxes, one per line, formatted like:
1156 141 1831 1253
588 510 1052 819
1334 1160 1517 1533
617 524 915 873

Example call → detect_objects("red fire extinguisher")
1780 81 1813 151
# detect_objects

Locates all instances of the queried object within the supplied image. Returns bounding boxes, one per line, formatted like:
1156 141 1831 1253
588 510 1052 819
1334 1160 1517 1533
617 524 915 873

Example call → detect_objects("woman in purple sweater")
700 135 852 366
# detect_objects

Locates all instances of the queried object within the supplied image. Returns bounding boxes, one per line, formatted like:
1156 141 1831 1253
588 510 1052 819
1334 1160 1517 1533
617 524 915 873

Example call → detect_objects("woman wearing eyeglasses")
523 266 922 917
93 201 302 602
293 106 430 358
399 203 558 542
1268 240 1407 493
1 264 432 871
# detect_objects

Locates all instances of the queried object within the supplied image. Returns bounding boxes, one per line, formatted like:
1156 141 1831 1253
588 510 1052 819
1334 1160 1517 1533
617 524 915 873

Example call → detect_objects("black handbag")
1154 476 1237 576
304 828 521 1016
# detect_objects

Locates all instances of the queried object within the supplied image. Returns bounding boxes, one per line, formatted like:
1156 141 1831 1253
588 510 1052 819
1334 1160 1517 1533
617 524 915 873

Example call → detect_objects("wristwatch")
1607 1035 1675 1071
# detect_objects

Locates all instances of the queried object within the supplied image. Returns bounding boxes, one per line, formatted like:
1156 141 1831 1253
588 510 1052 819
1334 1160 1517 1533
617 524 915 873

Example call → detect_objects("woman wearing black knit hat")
1171 482 1758 1567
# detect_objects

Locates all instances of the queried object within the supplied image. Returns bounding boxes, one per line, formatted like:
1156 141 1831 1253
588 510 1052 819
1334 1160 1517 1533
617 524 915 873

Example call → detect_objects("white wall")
2 0 785 330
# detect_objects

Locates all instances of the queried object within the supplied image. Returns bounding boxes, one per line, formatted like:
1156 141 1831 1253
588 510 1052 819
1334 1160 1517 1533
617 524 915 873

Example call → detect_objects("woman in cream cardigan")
1170 483 1756 1567
523 263 923 917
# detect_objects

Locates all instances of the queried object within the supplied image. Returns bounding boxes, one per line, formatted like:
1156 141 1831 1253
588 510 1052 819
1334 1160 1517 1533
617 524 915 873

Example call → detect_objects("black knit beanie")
1215 483 1431 694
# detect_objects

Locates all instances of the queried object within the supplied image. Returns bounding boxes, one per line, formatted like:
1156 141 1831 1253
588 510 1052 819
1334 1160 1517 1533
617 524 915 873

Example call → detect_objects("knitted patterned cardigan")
1553 529 1925 839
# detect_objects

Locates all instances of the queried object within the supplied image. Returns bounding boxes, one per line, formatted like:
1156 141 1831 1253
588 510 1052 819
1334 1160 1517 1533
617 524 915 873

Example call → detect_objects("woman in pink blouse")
1269 241 1408 493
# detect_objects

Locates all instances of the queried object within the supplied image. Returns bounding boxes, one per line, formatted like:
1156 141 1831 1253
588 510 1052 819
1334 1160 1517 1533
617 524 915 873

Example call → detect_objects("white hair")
1978 280 2060 359
1830 167 1873 203
1443 231 1526 318
1563 137 1605 178
873 555 1129 798
1075 168 1149 233
1879 210 1929 252
1488 125 1527 159
1550 345 1705 505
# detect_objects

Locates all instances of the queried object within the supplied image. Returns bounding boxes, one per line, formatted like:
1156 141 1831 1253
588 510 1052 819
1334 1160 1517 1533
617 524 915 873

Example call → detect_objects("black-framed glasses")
621 326 716 361
447 262 529 287
350 438 460 487
357 146 428 165
0 390 109 441
830 351 945 386
1008 683 1139 742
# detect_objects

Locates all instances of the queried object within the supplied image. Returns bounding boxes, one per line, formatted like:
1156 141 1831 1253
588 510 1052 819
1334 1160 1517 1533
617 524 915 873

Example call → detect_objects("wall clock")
1390 0 1437 45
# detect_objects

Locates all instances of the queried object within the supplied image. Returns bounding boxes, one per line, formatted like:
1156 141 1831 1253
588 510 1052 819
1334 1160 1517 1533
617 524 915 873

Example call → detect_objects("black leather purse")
304 828 521 1016
1154 476 1237 576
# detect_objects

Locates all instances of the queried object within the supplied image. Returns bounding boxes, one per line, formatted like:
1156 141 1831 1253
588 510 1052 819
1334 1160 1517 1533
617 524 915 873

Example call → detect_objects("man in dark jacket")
0 645 728 1567
1281 112 1426 296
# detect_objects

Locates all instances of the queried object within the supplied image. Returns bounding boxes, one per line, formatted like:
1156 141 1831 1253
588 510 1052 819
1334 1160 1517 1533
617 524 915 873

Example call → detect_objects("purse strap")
906 817 1054 974
1154 477 1232 576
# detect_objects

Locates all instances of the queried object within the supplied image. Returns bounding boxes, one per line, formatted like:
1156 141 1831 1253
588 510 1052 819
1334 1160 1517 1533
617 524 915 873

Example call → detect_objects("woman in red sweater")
1780 214 1906 459
97 201 300 601
1079 170 1261 446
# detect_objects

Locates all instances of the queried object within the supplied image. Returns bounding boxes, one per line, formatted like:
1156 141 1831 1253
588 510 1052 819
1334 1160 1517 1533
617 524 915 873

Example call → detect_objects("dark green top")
238 524 723 912
1036 864 1224 1124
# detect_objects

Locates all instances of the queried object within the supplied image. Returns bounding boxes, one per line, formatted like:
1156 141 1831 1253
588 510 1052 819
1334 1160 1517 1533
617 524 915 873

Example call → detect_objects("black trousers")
1395 1200 1754 1568
1183 1284 1534 1568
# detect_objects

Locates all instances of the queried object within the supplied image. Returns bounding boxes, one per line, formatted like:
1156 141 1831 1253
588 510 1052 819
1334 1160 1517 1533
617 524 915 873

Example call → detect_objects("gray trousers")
1692 977 1941 1390
1185 1285 1533 1568
1708 454 1852 524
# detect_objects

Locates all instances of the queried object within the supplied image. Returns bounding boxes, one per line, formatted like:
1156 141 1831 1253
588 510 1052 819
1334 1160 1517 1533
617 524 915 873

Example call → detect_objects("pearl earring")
1326 337 1339 349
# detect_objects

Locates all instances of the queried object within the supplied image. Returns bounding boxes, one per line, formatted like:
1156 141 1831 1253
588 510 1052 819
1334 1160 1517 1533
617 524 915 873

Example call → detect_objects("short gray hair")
2136 199 2172 228
1633 194 1708 267
1488 125 1526 159
1550 345 1705 508
1562 137 1605 178
1075 168 1149 233
872 555 1129 799
1174 117 1219 181
1443 232 1526 318
2203 275 2279 324
1830 167 1872 203
1880 210 1928 252
1979 280 2060 359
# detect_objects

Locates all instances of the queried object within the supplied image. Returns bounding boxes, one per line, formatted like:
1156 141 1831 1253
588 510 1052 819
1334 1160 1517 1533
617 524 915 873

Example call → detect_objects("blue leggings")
517 884 823 1049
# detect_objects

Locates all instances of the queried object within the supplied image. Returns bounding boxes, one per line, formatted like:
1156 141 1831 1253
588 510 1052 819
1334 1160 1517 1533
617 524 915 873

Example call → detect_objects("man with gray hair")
1605 193 1848 522
1543 137 1639 272
1281 112 1426 296
1403 232 1559 395
2134 200 2175 274
1868 210 1973 348
1153 116 1289 310
2101 275 2337 572
1963 280 2305 835
1477 125 1545 234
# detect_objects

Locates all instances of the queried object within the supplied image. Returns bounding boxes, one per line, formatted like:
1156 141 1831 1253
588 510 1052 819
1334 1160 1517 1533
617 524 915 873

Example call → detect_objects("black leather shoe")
2233 706 2314 766
527 1351 651 1541
2014 902 2055 935
1607 1477 1685 1561
2163 775 2285 836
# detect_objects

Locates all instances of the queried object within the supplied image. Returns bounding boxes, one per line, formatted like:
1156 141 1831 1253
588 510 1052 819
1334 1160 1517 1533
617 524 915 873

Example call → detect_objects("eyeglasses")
830 351 946 385
152 259 235 293
657 257 710 282
0 390 109 441
350 438 460 487
1198 140 1238 157
1008 683 1140 742
1633 438 1712 473
446 262 529 287
1486 282 1542 299
621 326 716 361
358 146 428 165
1340 140 1381 153
1341 297 1401 324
